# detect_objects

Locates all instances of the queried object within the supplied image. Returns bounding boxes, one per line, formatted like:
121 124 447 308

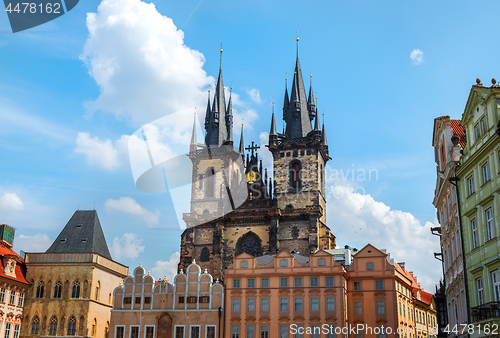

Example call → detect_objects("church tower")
178 43 336 279
267 39 332 255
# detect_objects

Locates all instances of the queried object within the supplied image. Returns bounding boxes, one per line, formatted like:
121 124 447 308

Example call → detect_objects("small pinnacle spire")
191 111 197 145
321 112 327 146
239 123 245 155
226 84 233 143
314 110 320 132
270 102 277 136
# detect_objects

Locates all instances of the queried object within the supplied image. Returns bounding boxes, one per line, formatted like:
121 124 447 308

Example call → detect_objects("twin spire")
196 40 328 150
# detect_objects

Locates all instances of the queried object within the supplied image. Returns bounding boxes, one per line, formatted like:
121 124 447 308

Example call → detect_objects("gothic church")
179 46 336 279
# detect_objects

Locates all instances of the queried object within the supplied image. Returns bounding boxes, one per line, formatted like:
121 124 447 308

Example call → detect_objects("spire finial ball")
296 37 299 41
492 78 497 85
476 78 481 84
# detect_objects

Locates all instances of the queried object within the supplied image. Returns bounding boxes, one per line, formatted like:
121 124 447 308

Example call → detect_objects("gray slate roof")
45 210 112 260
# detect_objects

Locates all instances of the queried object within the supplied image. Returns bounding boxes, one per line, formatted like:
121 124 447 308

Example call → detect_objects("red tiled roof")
450 120 466 148
420 290 433 305
0 245 29 285
435 115 450 121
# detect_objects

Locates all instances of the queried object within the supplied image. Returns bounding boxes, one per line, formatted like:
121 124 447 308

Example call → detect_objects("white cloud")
246 88 262 104
80 0 213 125
105 196 161 227
75 132 126 171
151 251 180 282
109 233 145 261
327 183 441 291
14 233 52 253
410 49 424 65
0 193 24 212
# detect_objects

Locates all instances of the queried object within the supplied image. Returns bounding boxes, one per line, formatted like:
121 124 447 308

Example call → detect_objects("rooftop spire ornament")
220 42 223 68
296 30 299 57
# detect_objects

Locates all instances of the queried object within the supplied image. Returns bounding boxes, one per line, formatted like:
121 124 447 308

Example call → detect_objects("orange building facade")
223 244 437 338
223 250 348 338
110 261 223 338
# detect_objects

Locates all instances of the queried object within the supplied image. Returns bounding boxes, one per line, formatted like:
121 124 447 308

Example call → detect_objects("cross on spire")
245 141 260 157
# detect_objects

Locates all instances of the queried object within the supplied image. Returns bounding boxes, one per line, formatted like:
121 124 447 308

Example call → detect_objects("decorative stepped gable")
45 210 112 260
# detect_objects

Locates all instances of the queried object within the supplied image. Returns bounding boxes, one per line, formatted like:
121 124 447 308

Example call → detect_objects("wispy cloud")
0 99 73 142
105 196 161 227
410 49 424 65
0 193 24 212
246 88 262 104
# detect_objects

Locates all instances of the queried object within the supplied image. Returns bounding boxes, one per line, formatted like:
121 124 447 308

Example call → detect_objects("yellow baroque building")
20 210 128 338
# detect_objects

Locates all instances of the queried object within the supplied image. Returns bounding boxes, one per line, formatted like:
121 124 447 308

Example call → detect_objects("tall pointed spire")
270 102 277 137
239 123 245 155
205 46 228 146
284 36 312 139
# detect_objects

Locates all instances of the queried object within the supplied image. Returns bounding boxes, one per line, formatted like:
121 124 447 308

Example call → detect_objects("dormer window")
76 224 82 229
60 239 66 243
81 239 87 243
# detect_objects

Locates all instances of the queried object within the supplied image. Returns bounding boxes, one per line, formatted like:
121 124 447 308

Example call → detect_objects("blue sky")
1 0 499 290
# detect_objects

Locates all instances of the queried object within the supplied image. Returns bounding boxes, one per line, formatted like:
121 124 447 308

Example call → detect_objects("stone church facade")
179 48 336 279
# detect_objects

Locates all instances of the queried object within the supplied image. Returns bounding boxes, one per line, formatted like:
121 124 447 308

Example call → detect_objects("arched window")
31 316 40 335
289 160 301 189
53 281 62 299
48 316 58 336
91 318 97 337
95 281 100 301
206 167 215 197
201 248 210 262
105 322 110 338
71 281 80 298
292 227 299 239
67 316 76 336
36 281 44 298
108 293 112 304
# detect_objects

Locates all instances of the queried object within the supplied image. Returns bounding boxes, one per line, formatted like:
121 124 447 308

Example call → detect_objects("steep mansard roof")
46 210 112 260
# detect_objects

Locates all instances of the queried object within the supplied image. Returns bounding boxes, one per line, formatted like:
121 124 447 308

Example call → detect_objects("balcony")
472 302 500 322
